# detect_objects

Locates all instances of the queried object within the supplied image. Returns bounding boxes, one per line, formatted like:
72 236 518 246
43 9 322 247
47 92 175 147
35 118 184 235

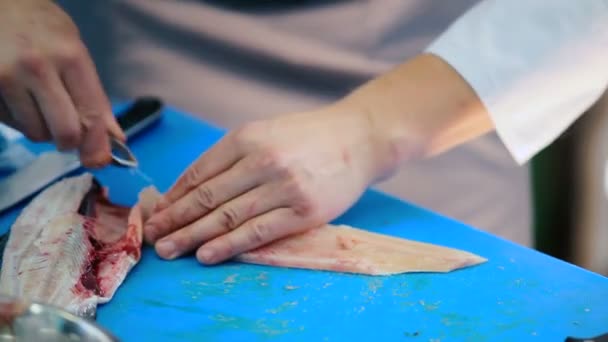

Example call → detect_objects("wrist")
318 100 415 186
335 53 493 182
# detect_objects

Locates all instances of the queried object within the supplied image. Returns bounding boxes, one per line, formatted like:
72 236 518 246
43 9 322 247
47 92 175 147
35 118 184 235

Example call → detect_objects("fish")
236 225 486 275
139 187 486 275
0 174 485 320
0 173 147 318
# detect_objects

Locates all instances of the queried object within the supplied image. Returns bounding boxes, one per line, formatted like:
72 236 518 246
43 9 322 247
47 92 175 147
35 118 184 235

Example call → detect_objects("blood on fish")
78 237 104 296
77 222 140 297
83 218 97 232
337 235 358 250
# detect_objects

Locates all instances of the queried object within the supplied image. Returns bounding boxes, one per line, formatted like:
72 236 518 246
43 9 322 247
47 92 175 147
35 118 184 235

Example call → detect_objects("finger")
154 181 286 260
0 95 17 129
155 136 243 211
78 117 111 168
59 45 115 164
2 88 51 142
0 74 18 130
21 59 82 150
0 72 42 133
0 94 23 133
0 89 32 137
195 207 313 265
104 113 125 141
60 43 125 142
144 155 266 244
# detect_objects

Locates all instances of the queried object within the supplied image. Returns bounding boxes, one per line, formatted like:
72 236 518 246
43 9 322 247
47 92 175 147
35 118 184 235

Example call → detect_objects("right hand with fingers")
0 0 125 168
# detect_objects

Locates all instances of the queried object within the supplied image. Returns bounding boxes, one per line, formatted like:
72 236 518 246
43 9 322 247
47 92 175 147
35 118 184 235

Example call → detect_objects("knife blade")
0 96 164 214
0 152 81 214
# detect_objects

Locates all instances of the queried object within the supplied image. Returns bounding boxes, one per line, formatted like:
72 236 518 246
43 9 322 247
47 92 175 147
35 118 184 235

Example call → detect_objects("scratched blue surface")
0 100 607 342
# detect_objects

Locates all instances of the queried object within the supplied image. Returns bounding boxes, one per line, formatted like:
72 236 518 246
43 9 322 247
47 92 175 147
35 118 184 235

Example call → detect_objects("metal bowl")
0 295 118 342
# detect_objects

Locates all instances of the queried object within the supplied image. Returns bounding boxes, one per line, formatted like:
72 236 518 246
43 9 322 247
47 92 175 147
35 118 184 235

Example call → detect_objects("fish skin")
0 173 147 317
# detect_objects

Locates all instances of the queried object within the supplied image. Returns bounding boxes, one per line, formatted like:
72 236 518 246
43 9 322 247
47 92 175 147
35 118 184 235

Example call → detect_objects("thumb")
104 111 126 142
78 117 111 168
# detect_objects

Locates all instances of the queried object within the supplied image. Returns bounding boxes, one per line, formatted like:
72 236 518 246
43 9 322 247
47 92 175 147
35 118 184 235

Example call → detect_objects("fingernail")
156 240 177 259
198 249 214 264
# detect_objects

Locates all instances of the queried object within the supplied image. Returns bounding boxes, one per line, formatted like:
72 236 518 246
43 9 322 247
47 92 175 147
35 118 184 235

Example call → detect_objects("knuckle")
162 210 178 228
292 197 319 218
194 185 216 210
283 178 318 218
248 221 269 245
283 175 307 199
151 214 174 236
254 148 290 174
231 121 263 147
183 167 202 190
55 125 82 149
175 203 196 223
218 206 239 232
54 42 85 67
19 51 48 78
79 105 105 122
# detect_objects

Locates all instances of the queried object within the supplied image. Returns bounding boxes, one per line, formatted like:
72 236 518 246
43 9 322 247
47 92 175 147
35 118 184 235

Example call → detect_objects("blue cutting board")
1 101 606 341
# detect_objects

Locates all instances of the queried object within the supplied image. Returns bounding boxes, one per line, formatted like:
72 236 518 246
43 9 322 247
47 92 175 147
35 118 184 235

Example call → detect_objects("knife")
0 96 164 215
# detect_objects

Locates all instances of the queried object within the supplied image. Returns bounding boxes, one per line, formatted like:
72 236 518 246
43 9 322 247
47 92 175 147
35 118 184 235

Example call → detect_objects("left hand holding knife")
0 0 124 168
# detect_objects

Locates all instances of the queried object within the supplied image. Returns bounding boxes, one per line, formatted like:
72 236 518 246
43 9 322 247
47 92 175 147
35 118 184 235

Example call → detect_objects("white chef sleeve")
426 0 608 165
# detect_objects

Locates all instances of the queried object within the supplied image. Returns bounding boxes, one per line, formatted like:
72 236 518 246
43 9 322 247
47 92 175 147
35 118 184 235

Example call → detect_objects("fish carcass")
0 173 150 317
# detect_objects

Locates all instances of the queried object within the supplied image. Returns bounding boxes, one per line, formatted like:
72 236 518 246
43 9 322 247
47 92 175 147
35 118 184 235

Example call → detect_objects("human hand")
143 106 392 264
0 0 124 167
143 53 491 265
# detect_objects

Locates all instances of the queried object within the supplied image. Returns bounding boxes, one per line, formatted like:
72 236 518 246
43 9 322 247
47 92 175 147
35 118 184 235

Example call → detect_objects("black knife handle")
116 96 164 140
566 332 608 342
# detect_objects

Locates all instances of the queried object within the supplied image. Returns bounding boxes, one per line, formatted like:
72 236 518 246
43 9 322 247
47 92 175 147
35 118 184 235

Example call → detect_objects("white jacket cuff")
425 0 608 164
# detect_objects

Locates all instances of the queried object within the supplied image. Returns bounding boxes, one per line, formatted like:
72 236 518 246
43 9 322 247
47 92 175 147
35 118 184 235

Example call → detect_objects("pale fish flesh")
0 173 148 317
236 225 487 275
140 187 486 275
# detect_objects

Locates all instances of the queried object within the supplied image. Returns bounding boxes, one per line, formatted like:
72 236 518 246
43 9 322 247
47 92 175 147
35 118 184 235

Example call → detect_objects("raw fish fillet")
139 187 486 275
0 173 147 317
236 225 487 275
